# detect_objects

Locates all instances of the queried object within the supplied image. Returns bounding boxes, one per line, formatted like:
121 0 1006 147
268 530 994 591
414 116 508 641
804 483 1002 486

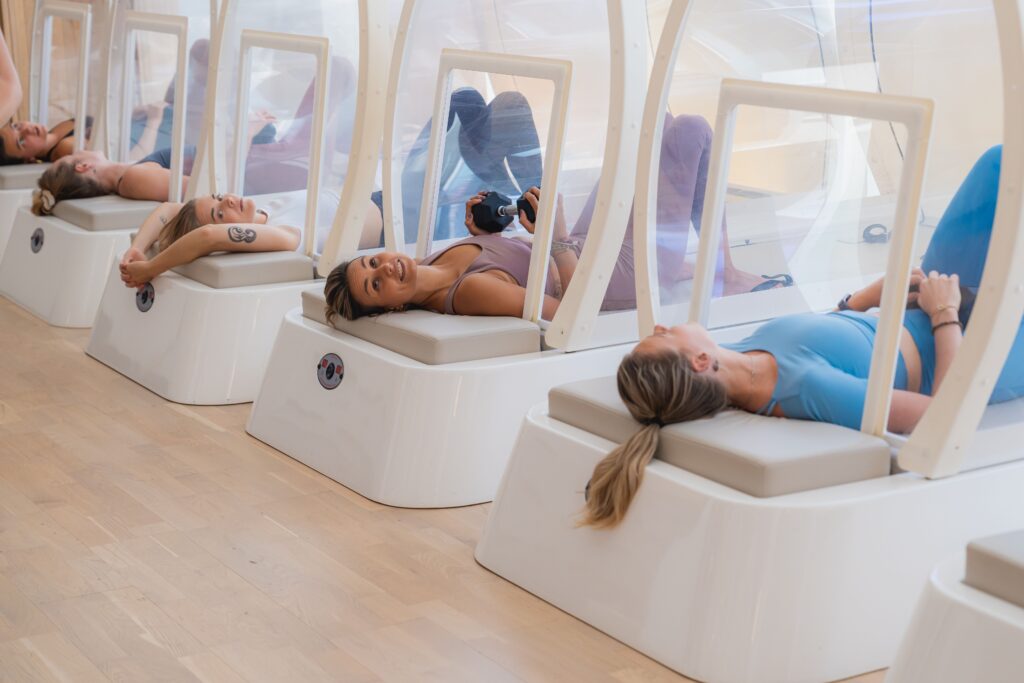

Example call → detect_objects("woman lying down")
581 145 1024 528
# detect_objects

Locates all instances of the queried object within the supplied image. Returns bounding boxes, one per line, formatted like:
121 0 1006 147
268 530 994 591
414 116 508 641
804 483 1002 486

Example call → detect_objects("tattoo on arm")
228 226 257 244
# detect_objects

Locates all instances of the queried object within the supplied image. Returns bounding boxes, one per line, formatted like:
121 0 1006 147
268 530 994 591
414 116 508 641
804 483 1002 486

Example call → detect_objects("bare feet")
722 268 783 296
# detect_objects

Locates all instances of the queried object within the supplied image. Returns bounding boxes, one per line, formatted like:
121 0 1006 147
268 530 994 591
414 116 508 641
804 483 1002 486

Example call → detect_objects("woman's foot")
722 268 791 296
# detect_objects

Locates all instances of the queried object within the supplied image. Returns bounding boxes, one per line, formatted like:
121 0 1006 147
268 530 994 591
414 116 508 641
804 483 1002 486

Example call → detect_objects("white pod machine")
85 0 391 404
0 0 199 327
477 1 1024 681
887 531 1024 683
0 0 107 258
245 0 653 508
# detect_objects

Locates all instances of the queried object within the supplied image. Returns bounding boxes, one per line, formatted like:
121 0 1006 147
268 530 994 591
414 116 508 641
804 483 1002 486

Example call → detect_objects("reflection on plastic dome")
650 0 1001 330
392 0 613 248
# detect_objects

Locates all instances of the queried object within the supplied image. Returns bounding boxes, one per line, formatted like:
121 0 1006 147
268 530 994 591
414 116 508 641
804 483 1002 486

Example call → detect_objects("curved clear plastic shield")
31 0 108 149
652 0 1002 332
391 0 613 252
210 0 363 254
107 0 213 166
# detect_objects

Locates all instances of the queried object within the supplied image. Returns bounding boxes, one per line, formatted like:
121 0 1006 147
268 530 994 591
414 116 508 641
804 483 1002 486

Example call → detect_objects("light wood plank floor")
0 297 886 683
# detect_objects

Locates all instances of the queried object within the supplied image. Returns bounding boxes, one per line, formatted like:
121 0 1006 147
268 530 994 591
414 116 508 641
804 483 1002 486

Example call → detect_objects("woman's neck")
97 162 132 193
410 263 460 307
719 348 777 413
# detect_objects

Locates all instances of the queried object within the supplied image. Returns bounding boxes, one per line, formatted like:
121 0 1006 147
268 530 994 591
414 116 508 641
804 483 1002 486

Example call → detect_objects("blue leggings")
921 145 1024 403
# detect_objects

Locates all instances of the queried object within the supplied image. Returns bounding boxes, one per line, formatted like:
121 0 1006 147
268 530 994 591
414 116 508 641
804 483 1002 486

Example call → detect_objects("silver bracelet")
551 239 575 255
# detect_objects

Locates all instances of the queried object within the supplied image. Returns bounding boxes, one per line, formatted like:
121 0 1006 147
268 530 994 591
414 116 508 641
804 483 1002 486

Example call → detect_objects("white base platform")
0 207 129 328
886 555 1024 683
246 310 630 508
86 266 318 405
0 189 32 260
475 406 1024 683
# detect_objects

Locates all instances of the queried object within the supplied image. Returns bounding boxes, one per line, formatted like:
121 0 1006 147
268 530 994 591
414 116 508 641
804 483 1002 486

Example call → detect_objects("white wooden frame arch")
113 11 189 202
316 0 390 272
30 0 93 153
230 30 329 256
899 0 1024 477
320 0 650 302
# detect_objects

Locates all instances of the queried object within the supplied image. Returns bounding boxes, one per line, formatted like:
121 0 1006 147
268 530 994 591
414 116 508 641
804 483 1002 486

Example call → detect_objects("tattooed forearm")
228 226 257 244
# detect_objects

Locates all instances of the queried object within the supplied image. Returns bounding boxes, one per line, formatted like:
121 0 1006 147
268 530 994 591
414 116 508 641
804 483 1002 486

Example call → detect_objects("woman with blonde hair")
581 145 1024 528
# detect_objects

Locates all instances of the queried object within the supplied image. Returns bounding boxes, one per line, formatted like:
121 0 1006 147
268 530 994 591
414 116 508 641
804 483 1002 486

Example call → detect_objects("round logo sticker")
317 353 344 390
136 283 155 312
30 228 44 253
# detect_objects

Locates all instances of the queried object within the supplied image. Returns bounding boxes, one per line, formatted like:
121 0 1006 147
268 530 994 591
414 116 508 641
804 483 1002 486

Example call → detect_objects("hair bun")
34 188 56 214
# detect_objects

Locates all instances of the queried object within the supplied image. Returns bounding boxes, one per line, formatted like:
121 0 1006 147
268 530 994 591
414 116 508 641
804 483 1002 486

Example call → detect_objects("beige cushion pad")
51 195 161 231
172 251 318 289
302 288 540 365
966 530 1024 609
549 376 892 498
0 163 49 189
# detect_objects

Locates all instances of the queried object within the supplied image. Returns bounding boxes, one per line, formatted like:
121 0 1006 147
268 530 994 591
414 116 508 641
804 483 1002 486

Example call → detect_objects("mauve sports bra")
420 233 560 314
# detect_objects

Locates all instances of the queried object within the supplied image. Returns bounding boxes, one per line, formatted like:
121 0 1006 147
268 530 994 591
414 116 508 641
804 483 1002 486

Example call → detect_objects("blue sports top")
722 310 935 430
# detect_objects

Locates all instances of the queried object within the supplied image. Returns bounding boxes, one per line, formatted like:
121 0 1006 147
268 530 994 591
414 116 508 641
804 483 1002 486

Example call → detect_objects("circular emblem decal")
136 283 155 312
317 353 344 390
30 228 44 253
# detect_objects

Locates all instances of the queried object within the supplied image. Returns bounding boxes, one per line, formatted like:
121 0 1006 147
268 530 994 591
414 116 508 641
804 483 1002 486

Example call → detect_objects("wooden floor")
0 297 886 683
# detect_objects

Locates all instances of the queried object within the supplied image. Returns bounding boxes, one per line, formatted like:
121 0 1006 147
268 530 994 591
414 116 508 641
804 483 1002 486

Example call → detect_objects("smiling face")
345 251 418 310
192 193 258 225
0 121 50 161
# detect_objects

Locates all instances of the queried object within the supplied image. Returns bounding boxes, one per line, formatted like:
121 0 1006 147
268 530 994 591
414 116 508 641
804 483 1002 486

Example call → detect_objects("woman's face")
56 149 108 175
346 251 418 310
635 323 717 360
193 193 257 225
0 121 49 160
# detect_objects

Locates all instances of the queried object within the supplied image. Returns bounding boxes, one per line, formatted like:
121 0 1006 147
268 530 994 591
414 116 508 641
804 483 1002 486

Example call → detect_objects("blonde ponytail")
580 348 728 528
581 423 660 528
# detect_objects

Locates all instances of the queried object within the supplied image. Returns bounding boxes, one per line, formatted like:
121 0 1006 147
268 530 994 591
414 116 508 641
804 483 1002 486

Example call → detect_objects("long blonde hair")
580 349 728 528
157 199 201 251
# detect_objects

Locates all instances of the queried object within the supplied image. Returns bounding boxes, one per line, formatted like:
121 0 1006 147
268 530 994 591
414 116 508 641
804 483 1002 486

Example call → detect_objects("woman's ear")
691 352 713 373
74 161 90 174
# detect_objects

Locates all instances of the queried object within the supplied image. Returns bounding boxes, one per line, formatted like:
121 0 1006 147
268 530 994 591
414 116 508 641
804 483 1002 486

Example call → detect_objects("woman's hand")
518 187 568 240
464 191 489 235
120 246 146 269
917 271 961 322
847 267 926 311
120 259 154 289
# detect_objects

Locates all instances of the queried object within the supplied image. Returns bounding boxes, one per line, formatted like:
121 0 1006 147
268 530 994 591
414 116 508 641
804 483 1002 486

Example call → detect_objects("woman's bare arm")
0 32 23 124
451 272 561 319
121 223 301 287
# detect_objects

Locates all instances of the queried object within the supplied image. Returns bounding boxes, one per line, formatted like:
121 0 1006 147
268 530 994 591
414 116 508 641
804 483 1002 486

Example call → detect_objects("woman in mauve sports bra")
324 101 778 322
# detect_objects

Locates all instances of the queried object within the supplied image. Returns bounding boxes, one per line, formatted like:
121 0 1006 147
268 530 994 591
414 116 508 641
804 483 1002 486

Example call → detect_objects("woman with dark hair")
580 145 1024 528
324 108 778 323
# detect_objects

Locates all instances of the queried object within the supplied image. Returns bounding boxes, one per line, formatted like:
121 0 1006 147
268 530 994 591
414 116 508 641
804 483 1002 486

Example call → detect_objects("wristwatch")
837 293 853 311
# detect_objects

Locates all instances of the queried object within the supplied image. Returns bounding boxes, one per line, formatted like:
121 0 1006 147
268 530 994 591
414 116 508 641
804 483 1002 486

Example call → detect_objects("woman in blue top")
582 145 1024 528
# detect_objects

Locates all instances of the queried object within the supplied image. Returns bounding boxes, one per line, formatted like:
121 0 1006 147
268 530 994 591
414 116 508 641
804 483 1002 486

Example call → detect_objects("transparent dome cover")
105 0 214 166
644 0 1001 329
200 0 371 253
31 0 110 146
388 0 615 249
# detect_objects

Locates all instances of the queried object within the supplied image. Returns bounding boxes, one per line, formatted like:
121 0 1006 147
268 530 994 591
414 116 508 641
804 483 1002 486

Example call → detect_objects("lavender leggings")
569 114 719 310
